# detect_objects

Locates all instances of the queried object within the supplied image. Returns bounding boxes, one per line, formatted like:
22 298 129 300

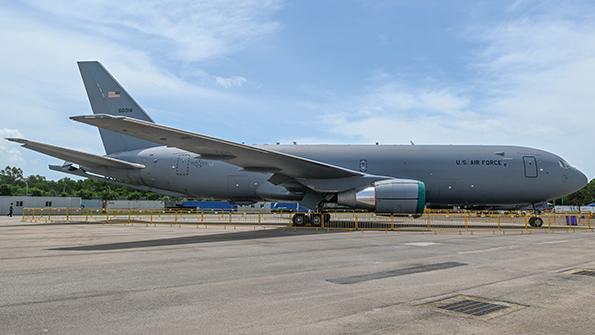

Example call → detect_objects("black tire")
323 213 331 225
310 214 322 227
528 216 543 227
292 214 306 226
533 217 543 227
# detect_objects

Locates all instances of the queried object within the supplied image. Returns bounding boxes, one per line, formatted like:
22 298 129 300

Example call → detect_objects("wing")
6 138 144 170
70 114 362 179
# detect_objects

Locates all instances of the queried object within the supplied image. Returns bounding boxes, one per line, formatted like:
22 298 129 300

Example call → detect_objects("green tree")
146 192 160 200
75 189 97 199
0 184 12 196
127 191 144 200
0 165 176 201
100 189 117 200
0 166 23 184
557 179 595 206
28 187 44 196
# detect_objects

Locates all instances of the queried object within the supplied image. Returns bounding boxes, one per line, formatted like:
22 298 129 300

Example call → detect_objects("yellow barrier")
18 207 594 233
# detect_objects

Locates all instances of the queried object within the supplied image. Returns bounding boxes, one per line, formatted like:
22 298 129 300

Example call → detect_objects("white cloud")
0 1 282 177
20 0 281 63
0 129 24 165
0 6 227 150
319 11 595 177
507 0 524 12
359 84 470 116
475 16 595 175
319 82 478 144
215 76 248 89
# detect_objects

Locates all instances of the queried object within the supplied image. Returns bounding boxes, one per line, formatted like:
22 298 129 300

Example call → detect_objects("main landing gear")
291 213 331 227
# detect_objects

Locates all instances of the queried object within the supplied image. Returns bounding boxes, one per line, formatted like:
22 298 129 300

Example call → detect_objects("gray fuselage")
109 144 587 208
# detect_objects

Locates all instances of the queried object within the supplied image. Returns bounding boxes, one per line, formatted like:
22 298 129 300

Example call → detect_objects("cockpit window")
559 160 570 169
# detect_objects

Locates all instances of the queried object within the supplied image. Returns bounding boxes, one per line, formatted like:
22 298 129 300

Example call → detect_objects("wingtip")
5 138 26 144
69 115 90 121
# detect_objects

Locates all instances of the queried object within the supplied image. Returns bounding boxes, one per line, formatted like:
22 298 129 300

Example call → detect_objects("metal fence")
20 208 290 226
20 208 593 233
316 211 592 231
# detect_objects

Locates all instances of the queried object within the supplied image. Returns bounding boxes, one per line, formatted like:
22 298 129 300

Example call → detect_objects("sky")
0 0 593 179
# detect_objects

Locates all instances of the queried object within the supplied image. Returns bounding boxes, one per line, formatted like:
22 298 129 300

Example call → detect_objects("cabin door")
523 156 538 178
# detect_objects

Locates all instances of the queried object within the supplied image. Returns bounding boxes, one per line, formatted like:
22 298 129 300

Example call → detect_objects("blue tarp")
181 201 237 211
565 215 578 226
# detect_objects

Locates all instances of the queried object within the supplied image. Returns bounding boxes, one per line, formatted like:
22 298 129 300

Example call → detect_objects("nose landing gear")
528 203 544 228
528 216 544 227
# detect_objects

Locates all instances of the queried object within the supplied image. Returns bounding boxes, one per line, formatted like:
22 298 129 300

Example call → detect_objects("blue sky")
0 0 593 178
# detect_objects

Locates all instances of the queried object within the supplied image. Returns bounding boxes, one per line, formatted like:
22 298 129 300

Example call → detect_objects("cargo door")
523 156 538 178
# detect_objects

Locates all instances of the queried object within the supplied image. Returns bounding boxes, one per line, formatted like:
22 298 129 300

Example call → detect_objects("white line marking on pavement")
539 240 569 244
404 242 439 247
458 246 516 254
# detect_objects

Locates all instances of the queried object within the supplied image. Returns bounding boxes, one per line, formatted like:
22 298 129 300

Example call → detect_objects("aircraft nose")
571 168 588 192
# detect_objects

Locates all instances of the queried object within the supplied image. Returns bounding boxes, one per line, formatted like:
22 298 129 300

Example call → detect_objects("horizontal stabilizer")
6 138 144 170
49 164 183 197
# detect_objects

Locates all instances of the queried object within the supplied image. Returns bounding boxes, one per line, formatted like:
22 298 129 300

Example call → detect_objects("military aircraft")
7 61 588 227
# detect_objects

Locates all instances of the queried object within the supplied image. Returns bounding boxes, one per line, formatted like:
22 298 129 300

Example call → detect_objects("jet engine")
337 179 426 214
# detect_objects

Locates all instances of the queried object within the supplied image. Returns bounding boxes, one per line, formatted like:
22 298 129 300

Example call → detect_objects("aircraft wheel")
533 217 543 227
528 216 543 227
323 213 331 225
310 214 322 227
292 213 306 226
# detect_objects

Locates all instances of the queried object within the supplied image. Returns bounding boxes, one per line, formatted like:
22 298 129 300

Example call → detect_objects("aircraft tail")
77 61 158 154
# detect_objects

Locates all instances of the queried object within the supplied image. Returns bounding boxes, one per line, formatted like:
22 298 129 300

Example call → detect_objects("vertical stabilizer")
78 61 158 154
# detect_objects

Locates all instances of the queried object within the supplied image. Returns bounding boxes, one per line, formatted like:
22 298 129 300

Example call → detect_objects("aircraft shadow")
51 228 345 251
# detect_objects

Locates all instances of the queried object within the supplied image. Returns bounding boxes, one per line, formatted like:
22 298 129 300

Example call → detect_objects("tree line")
0 166 165 200
0 165 593 205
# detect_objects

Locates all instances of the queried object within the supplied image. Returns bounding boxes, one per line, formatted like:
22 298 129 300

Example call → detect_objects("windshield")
558 160 570 169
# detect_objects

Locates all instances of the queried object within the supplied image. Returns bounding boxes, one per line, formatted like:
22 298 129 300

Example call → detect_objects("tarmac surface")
1 216 594 334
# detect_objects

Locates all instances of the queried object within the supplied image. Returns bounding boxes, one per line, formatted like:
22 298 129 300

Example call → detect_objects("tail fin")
78 61 158 154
